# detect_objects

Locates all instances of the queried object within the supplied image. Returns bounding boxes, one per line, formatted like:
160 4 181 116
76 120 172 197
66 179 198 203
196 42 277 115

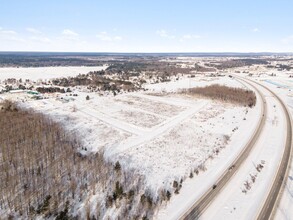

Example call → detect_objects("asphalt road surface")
180 77 267 220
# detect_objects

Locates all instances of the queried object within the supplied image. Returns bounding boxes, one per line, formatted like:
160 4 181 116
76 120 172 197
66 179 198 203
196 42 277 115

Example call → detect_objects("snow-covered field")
4 61 292 219
155 78 261 219
1 56 293 219
0 71 268 219
0 65 107 81
144 76 245 93
0 75 261 216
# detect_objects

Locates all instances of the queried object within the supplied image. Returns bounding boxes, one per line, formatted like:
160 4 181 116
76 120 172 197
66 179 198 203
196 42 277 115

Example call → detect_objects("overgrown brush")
185 84 256 107
0 100 18 112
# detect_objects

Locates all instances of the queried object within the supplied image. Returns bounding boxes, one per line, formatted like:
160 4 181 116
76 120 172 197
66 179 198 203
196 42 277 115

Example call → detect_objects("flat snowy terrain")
0 65 107 81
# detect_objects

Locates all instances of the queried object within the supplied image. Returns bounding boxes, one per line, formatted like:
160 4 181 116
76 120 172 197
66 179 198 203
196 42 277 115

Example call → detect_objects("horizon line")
0 51 292 54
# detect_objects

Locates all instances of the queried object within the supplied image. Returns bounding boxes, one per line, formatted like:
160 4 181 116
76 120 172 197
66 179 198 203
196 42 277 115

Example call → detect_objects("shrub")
106 196 113 208
0 100 18 112
166 191 171 201
173 180 178 188
128 190 135 200
114 161 121 172
113 181 124 200
189 172 194 178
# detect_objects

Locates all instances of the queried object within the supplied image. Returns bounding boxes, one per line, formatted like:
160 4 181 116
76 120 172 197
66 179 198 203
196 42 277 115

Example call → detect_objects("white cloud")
62 29 78 36
26 28 42 34
0 28 25 42
96 31 122 41
156 29 175 39
252 28 259 32
0 29 17 35
61 29 79 40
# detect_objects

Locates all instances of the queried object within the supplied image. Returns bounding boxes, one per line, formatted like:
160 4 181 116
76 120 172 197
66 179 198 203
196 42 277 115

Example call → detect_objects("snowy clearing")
155 78 261 219
144 76 245 93
0 74 261 219
0 76 257 217
0 65 107 81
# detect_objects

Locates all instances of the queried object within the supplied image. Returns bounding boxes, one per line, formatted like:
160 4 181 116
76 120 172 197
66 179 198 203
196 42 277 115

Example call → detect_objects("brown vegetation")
194 63 216 72
0 103 163 219
36 87 66 93
185 84 256 107
52 73 138 93
0 100 18 112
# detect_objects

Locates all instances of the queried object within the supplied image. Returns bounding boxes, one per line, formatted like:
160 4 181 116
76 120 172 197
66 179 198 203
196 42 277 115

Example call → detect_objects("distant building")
27 90 39 95
9 89 25 94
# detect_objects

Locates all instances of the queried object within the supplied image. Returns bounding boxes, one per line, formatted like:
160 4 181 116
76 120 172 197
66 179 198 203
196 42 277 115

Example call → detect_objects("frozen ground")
155 78 261 219
144 75 245 93
117 100 255 192
0 75 260 218
0 65 107 81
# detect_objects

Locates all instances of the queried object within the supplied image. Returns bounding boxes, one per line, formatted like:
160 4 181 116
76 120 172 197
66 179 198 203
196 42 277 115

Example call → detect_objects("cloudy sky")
0 0 293 52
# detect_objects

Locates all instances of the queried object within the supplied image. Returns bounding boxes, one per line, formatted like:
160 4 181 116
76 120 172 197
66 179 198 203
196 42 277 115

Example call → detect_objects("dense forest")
0 101 176 219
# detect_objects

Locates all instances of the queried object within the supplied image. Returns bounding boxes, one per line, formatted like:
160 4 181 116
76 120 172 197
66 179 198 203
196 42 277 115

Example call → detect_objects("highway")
249 79 293 220
181 76 293 220
180 77 268 220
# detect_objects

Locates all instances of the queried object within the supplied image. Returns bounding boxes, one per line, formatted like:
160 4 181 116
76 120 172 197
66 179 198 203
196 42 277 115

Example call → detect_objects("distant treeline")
51 71 138 93
0 55 104 67
206 58 269 69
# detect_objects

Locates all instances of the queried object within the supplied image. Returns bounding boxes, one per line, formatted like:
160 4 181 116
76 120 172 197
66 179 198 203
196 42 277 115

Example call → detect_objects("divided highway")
180 77 267 220
181 76 293 220
249 79 293 220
